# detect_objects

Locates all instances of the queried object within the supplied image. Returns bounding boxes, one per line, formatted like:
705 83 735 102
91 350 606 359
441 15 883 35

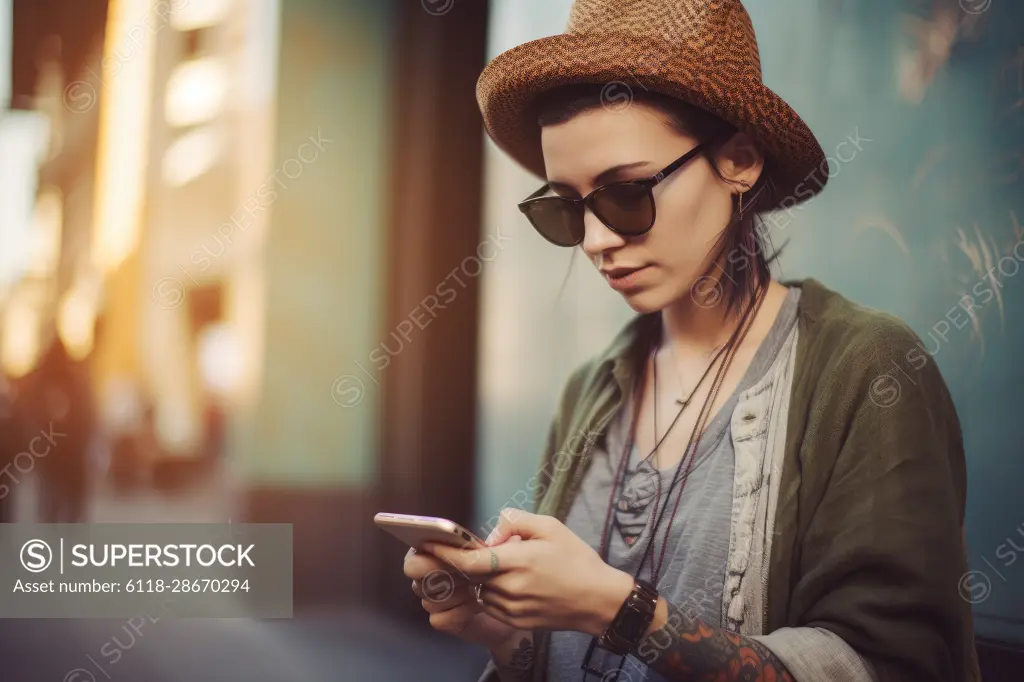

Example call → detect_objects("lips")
602 266 645 279
602 265 652 291
598 264 638 278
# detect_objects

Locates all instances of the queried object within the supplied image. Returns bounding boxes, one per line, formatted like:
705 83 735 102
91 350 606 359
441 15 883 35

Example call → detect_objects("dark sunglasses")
517 142 706 247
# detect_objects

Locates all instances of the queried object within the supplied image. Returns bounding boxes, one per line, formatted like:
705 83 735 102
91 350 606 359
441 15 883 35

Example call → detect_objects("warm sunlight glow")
161 125 224 186
57 284 97 361
197 322 243 398
27 187 63 278
1 295 40 378
91 0 155 273
169 0 233 31
164 57 228 128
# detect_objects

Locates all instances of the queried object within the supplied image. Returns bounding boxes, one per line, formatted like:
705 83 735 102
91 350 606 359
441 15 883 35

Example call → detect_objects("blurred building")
2 0 105 368
5 0 491 621
3 0 285 471
102 0 261 465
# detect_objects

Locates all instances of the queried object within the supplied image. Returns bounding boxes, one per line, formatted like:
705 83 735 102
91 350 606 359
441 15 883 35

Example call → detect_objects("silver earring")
737 181 750 220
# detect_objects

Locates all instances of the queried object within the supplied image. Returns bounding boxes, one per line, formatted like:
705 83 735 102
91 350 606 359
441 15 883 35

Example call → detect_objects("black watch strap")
598 578 660 656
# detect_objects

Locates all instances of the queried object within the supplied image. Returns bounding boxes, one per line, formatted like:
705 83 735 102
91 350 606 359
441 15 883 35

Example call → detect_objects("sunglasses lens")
591 183 655 235
520 198 583 246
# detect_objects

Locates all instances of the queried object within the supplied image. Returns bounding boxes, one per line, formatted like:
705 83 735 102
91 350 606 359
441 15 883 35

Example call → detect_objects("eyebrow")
547 160 654 194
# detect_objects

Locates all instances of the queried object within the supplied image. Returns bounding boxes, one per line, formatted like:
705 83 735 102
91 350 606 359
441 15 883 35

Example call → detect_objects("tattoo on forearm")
635 602 795 682
494 635 535 682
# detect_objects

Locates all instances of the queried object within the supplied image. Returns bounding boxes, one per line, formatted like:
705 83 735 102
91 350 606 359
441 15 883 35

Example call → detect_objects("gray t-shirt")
547 286 801 682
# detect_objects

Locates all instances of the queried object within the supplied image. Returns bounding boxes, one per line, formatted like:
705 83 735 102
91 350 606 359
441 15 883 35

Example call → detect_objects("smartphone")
374 512 486 550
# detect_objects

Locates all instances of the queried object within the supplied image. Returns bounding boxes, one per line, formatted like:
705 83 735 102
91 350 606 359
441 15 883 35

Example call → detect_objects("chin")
619 288 671 315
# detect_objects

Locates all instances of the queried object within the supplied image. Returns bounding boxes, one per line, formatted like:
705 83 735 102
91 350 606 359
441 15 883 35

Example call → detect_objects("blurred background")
0 0 1021 679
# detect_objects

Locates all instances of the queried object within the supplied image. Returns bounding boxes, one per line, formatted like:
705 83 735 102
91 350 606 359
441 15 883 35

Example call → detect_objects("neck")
659 279 758 357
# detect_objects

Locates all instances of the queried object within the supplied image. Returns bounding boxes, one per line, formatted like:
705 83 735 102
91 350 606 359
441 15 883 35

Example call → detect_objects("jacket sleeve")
784 320 978 682
753 625 879 681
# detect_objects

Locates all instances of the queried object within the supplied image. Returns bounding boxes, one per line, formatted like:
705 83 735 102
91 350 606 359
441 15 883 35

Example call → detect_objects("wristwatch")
597 578 659 656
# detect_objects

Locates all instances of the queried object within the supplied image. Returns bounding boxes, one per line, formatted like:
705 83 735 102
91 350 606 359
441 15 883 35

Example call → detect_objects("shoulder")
789 279 960 445
787 279 969 528
791 278 937 385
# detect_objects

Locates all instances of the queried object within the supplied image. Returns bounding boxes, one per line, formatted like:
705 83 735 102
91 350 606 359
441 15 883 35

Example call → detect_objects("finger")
487 515 514 545
477 590 521 626
428 603 478 632
412 569 468 601
476 570 524 600
419 585 476 614
404 552 462 580
411 569 468 598
486 528 523 547
423 542 517 576
492 508 553 542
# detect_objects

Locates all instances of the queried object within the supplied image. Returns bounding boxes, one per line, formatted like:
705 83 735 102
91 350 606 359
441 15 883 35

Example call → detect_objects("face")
539 103 763 314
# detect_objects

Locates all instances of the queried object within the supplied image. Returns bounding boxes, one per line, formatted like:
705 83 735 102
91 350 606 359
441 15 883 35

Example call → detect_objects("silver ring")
473 583 484 606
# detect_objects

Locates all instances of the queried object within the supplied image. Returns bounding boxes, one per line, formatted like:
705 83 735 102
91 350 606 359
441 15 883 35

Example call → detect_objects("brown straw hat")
476 0 828 209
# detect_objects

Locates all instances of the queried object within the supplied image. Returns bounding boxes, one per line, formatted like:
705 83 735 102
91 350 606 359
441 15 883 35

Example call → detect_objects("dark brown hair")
535 83 782 318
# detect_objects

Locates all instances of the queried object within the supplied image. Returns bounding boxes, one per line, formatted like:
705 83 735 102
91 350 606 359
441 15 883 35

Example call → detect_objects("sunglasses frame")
517 142 707 247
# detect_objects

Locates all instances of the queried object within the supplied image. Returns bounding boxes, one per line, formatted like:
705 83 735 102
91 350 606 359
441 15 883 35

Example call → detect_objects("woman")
404 1 980 680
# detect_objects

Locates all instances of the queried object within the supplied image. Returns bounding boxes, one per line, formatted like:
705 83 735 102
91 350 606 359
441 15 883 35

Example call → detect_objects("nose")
580 208 626 258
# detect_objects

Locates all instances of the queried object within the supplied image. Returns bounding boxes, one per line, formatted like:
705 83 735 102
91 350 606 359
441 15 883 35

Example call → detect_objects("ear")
715 131 765 193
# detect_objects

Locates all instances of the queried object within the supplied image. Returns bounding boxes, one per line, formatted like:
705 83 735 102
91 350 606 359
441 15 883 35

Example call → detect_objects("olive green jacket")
486 278 980 682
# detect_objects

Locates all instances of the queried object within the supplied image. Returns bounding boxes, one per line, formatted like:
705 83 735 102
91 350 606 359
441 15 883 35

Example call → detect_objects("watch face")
618 608 648 640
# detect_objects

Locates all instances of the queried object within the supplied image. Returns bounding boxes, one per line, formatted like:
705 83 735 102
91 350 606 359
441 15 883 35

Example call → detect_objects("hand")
424 508 634 637
403 541 521 650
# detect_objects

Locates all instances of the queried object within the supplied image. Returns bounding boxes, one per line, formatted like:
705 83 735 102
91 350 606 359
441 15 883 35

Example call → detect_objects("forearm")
489 629 535 682
635 598 795 682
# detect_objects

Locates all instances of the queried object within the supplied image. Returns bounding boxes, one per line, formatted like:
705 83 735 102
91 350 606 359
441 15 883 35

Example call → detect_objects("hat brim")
477 32 828 209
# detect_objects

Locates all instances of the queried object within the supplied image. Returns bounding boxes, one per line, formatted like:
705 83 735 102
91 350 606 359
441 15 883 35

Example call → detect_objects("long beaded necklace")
596 286 766 585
